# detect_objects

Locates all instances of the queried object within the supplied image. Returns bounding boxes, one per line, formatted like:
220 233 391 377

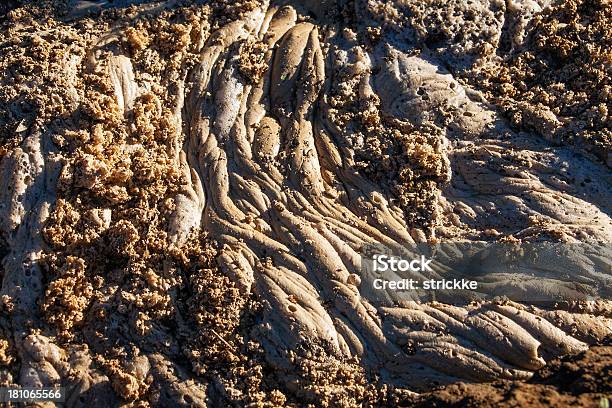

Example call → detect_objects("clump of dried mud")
0 0 610 407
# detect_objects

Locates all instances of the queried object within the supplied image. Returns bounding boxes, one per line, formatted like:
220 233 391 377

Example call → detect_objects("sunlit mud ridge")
0 0 610 406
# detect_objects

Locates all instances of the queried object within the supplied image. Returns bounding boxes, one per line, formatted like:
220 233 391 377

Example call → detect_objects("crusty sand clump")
356 123 448 231
326 46 449 232
465 0 611 165
0 338 14 367
0 7 89 156
238 38 269 84
367 0 504 67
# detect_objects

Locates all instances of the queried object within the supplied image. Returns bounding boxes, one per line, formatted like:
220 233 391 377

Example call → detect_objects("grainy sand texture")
0 0 610 406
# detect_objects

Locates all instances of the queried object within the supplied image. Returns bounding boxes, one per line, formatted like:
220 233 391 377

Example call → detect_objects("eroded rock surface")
0 0 610 406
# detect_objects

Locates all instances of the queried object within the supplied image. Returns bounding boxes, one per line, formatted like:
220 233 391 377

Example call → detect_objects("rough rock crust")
0 0 610 406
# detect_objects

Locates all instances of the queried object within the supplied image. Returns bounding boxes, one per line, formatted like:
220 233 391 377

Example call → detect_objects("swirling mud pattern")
0 0 610 406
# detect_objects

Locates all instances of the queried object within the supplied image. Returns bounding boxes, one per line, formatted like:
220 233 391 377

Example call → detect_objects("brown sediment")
411 345 612 407
0 0 610 406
